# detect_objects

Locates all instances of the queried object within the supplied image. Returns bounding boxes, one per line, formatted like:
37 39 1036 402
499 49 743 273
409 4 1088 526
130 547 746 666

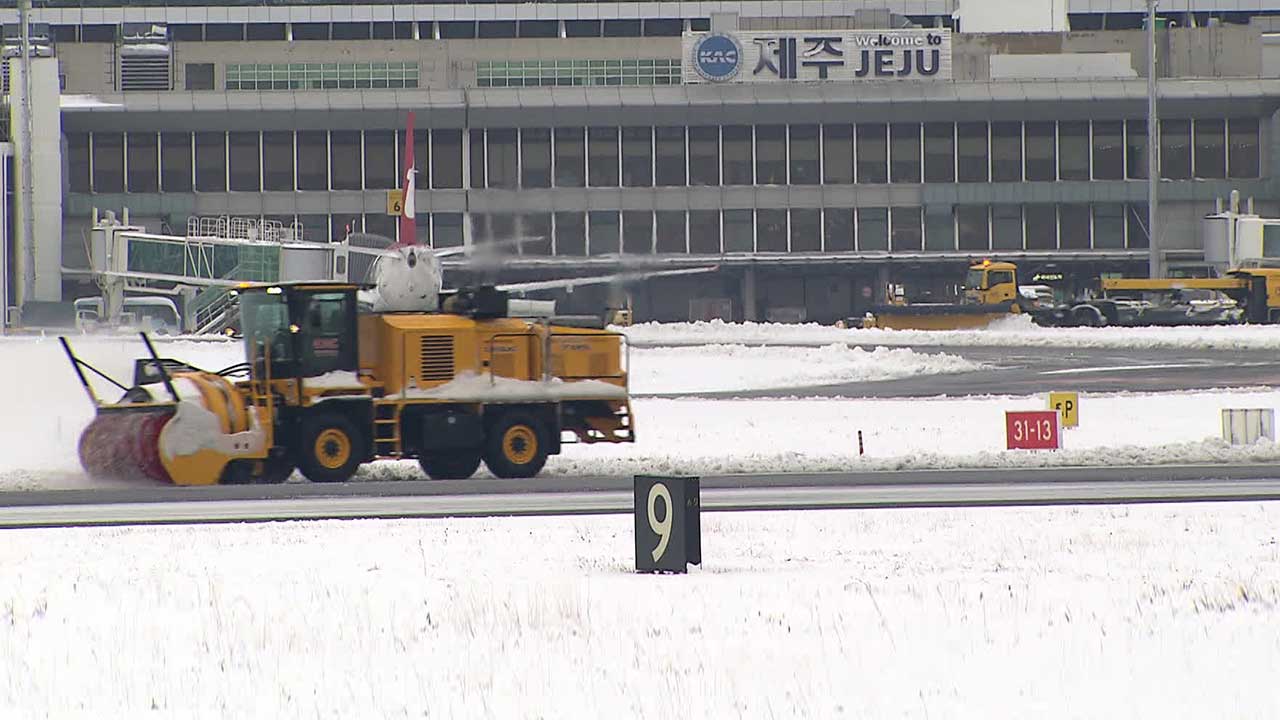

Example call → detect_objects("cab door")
290 288 358 378
984 269 1017 305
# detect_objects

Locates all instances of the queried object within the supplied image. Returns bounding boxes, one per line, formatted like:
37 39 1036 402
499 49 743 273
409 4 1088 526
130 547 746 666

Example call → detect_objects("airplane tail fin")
396 111 417 247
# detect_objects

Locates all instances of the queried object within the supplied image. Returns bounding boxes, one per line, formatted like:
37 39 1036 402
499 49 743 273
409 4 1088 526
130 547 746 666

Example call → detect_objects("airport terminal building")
4 0 1280 322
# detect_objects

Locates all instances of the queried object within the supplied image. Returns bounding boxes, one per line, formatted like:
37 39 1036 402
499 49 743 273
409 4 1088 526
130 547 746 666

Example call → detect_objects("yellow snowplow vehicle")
862 260 1024 330
64 283 634 485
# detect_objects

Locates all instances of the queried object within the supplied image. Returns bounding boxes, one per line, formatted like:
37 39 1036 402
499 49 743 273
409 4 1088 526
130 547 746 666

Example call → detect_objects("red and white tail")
397 111 417 247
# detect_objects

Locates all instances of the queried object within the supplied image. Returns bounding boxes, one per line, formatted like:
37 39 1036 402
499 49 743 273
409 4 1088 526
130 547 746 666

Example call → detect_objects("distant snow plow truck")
861 260 1026 330
861 260 1280 330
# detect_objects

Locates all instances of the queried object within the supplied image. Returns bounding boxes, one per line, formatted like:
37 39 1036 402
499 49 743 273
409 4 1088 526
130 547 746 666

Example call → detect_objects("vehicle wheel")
219 460 254 485
483 412 549 479
297 413 365 483
259 456 296 484
1073 307 1104 327
418 452 482 480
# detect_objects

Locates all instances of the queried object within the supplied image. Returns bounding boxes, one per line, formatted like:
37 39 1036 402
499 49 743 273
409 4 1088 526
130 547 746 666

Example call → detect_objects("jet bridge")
81 213 349 333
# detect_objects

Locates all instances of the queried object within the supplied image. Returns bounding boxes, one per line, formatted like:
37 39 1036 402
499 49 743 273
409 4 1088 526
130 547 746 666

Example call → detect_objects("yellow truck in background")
863 260 1025 330
862 260 1280 330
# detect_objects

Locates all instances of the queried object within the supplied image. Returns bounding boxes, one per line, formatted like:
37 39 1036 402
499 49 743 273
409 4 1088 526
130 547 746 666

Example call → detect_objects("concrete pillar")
9 55 63 304
461 127 472 251
742 267 757 321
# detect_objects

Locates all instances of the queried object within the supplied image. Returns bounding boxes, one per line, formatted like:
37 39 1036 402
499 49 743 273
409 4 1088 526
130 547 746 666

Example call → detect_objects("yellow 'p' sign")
1049 391 1079 428
386 189 404 216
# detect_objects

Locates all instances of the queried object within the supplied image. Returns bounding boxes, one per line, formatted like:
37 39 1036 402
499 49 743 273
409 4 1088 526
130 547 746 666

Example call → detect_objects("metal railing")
193 289 239 335
186 216 304 244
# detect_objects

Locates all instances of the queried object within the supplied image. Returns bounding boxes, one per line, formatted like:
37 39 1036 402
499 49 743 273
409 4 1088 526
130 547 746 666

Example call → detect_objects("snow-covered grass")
3 504 1280 717
620 314 1280 350
628 343 980 394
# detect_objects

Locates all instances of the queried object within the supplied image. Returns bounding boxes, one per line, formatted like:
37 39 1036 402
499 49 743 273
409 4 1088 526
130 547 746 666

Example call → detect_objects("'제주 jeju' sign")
683 29 952 84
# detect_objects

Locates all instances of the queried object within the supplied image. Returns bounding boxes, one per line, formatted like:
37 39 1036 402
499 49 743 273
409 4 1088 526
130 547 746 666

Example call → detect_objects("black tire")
1073 306 1105 328
483 411 549 479
219 460 255 485
418 452 482 480
259 457 296 484
296 413 365 483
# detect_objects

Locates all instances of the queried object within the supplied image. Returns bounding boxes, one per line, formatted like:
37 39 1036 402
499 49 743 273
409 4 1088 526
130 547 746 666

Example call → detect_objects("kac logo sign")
693 33 742 82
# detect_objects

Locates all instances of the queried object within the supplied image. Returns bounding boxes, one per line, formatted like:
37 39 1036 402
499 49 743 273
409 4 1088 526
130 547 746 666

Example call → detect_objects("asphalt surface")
4 464 1280 528
639 345 1280 398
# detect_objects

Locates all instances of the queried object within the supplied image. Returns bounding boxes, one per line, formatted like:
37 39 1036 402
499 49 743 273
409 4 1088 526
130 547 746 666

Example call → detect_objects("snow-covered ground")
402 389 1280 480
4 504 1279 717
620 315 1280 351
628 343 980 394
4 334 1279 490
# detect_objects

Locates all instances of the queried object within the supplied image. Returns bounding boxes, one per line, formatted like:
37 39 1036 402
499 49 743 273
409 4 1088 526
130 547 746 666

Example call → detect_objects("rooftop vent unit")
119 23 170 92
1 23 55 94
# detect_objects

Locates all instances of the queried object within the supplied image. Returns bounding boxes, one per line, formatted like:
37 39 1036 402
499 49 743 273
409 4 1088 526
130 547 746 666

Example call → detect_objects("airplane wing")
435 236 551 258
497 266 720 294
69 269 244 288
345 245 395 257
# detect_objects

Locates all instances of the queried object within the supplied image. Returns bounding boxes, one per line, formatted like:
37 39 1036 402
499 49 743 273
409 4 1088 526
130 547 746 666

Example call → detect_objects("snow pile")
619 316 1280 351
158 400 266 462
305 370 364 389
410 371 628 402
60 94 123 109
3 505 1279 717
628 344 981 395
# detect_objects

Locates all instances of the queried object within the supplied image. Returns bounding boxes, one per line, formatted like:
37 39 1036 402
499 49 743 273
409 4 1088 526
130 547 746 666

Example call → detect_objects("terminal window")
476 59 680 87
185 63 214 91
225 62 419 91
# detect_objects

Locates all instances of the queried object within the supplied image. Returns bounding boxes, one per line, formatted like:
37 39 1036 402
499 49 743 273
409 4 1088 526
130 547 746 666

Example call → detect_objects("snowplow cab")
963 260 1020 306
64 281 634 487
236 282 361 384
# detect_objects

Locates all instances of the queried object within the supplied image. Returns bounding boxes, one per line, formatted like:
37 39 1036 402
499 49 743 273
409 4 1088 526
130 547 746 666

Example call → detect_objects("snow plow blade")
861 303 1018 330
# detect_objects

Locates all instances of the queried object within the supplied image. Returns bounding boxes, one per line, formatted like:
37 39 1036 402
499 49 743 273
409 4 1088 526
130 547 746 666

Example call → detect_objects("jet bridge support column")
87 217 138 326
742 267 758 321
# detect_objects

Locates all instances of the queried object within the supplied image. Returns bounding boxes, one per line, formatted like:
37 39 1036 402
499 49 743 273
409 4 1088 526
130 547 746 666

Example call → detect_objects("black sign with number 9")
634 476 701 573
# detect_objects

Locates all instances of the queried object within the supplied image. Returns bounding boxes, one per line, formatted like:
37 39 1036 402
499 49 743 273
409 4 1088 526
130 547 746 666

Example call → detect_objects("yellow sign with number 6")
386 189 404 216
1049 391 1079 428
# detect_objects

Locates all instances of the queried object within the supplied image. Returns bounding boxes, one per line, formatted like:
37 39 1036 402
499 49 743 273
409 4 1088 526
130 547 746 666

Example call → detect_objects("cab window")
292 291 356 376
986 270 1015 287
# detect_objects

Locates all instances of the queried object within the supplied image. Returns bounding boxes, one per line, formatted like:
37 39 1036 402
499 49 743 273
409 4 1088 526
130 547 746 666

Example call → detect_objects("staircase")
190 271 241 335
193 290 240 335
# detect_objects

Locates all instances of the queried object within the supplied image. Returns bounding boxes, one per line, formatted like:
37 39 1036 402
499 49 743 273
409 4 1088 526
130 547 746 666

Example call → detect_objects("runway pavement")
3 463 1279 528
639 345 1280 398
